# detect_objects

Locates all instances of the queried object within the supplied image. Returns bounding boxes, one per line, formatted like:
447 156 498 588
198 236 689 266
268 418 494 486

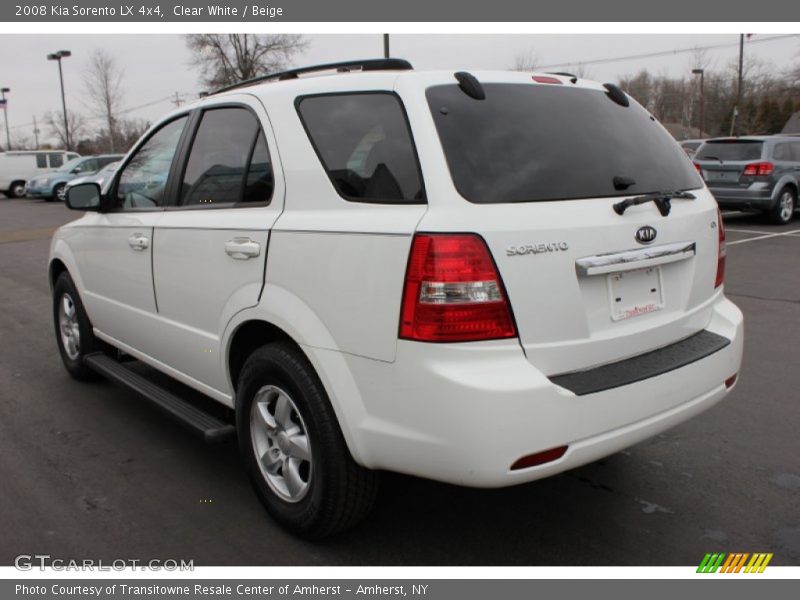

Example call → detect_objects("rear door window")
426 83 700 204
696 140 764 162
48 153 64 168
36 154 47 168
179 107 271 207
791 142 800 162
297 92 425 204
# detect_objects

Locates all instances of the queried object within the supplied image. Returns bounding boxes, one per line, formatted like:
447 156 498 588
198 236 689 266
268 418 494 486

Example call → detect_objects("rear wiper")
613 191 696 217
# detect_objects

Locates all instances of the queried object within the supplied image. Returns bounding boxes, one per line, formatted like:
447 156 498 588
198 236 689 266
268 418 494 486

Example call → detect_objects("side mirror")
66 182 102 211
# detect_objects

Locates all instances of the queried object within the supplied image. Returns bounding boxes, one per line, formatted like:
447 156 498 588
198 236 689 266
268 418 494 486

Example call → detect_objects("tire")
52 183 67 203
236 342 378 539
7 181 26 198
767 187 796 225
53 272 103 381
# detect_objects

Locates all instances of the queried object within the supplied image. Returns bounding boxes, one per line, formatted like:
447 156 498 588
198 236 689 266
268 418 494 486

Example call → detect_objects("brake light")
742 161 774 176
715 208 726 288
399 233 517 342
693 162 703 175
532 75 563 84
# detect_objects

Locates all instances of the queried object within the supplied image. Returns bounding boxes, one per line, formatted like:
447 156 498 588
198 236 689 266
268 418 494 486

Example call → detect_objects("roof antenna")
454 72 485 100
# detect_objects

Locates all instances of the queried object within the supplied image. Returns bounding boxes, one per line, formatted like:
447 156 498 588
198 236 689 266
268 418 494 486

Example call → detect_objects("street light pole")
47 50 72 150
731 34 744 136
1 87 10 151
383 34 390 58
692 69 704 136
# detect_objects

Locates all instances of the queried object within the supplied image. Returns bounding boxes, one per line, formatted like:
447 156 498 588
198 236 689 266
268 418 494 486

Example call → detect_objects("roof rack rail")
213 58 414 95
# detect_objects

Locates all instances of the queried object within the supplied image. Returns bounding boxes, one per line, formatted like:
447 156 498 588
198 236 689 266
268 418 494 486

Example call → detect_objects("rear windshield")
426 83 701 204
695 140 764 162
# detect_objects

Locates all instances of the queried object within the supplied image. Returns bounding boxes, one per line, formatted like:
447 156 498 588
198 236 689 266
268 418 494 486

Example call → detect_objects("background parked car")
65 160 121 194
0 150 80 198
680 139 705 158
694 136 800 224
26 154 123 202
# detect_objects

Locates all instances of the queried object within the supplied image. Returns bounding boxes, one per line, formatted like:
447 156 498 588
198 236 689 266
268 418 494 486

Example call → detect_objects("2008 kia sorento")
49 60 744 538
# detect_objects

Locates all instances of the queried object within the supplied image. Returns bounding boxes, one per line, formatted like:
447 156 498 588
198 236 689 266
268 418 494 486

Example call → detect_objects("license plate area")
705 170 739 182
608 267 664 321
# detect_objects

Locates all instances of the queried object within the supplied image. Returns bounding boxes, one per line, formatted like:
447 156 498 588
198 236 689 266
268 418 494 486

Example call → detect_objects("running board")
84 353 235 443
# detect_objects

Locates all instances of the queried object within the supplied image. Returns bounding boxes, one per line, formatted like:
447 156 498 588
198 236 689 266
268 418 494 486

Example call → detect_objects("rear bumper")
709 185 775 210
336 295 743 487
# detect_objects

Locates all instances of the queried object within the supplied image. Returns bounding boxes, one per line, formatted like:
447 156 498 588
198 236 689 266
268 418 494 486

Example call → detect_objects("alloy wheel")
58 293 81 360
250 385 313 503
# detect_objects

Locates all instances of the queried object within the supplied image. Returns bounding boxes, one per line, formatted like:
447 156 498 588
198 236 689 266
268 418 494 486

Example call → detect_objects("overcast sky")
0 33 798 147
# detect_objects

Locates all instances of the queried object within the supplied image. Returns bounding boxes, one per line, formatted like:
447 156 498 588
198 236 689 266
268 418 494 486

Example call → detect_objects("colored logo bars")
697 552 773 573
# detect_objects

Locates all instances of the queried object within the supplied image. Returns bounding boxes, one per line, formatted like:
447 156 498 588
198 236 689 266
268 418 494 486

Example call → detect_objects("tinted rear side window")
180 107 271 206
297 93 425 204
696 140 764 162
427 84 700 204
36 154 47 168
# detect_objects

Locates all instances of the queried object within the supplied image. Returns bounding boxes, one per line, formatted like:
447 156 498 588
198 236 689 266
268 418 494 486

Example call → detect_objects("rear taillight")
742 161 774 176
715 208 726 288
399 233 517 342
694 162 703 175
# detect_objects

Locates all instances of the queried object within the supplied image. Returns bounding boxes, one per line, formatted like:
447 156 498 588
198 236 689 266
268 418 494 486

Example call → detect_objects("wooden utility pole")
33 115 40 149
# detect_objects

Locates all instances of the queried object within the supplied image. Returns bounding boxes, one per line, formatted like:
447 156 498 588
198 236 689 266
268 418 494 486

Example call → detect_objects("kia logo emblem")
635 226 657 244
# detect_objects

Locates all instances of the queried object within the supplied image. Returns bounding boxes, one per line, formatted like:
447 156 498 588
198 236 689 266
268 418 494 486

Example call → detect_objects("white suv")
49 60 744 538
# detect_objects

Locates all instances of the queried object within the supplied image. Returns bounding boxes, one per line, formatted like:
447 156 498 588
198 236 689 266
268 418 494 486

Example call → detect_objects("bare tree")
45 111 87 149
186 34 308 90
512 49 539 72
574 63 592 79
83 50 125 153
10 131 34 151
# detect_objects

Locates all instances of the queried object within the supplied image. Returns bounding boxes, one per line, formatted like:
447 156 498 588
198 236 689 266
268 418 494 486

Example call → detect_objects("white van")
0 150 80 198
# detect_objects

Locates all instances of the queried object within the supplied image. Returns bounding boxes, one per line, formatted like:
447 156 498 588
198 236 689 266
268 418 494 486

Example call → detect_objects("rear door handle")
224 237 261 260
127 233 149 251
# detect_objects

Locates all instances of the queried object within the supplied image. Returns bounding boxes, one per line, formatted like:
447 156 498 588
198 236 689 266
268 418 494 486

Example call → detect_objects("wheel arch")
772 177 798 202
48 258 69 292
227 320 299 394
223 290 373 467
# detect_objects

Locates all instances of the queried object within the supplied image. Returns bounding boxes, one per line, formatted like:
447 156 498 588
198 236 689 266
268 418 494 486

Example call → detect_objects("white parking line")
727 229 800 246
725 228 781 236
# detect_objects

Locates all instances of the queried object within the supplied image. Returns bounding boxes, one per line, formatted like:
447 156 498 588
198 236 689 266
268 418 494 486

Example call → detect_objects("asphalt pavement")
0 198 798 566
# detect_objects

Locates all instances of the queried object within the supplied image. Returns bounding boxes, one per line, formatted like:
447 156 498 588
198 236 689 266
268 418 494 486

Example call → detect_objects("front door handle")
225 237 261 260
127 233 149 251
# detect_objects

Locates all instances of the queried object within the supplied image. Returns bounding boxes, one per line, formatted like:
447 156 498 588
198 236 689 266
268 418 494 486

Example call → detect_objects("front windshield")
57 157 84 172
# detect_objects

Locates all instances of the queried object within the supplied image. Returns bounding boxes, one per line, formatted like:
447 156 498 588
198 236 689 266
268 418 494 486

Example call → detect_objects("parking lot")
0 197 798 566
